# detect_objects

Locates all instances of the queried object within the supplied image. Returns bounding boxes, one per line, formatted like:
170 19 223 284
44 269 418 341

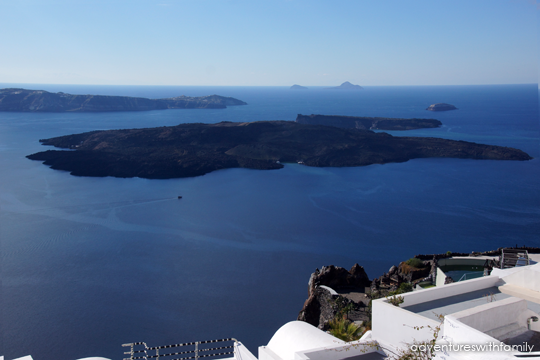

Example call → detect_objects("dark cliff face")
296 114 442 131
297 264 371 329
0 88 247 112
26 120 532 179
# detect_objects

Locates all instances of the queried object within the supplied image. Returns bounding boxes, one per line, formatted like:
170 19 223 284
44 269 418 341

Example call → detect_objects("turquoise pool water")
440 265 485 282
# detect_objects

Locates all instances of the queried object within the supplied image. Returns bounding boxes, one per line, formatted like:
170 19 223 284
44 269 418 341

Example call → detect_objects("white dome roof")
266 321 344 360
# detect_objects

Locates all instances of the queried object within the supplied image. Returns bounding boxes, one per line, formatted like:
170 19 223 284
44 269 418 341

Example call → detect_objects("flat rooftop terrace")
404 286 540 322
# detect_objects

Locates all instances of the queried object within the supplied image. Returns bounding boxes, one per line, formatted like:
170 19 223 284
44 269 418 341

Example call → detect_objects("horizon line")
0 82 537 88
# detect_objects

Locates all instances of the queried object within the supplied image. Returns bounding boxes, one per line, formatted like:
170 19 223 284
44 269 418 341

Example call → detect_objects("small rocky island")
327 81 363 90
27 120 531 179
296 114 442 131
426 103 457 111
290 85 308 90
0 88 247 112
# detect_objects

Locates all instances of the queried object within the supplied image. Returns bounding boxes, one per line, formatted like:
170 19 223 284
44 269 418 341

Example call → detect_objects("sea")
1 84 539 360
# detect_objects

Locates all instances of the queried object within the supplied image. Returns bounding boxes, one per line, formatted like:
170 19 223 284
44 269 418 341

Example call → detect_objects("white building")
257 260 540 360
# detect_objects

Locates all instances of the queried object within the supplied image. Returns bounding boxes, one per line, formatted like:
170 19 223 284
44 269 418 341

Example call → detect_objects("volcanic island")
0 88 247 112
27 116 532 179
426 103 458 111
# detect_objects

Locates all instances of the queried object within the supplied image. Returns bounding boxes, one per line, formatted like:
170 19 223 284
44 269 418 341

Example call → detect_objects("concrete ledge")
450 296 539 342
485 322 526 340
235 342 258 360
259 345 283 360
444 315 501 345
399 275 500 307
499 284 540 304
372 299 440 346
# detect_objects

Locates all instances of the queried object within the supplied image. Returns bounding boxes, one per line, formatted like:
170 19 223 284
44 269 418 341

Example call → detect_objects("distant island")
426 103 457 111
0 88 247 112
327 81 363 90
290 85 308 90
27 121 531 179
296 114 442 130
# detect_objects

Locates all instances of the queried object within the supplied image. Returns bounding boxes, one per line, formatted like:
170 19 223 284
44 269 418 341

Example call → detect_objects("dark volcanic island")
0 88 247 112
296 114 442 130
426 103 457 111
327 81 363 90
27 121 532 179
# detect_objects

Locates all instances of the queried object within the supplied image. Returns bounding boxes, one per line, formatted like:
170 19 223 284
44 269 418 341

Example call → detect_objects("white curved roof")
266 321 344 360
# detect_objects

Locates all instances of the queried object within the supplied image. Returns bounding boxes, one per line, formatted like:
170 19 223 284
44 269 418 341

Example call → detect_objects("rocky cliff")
0 88 247 112
370 261 432 293
298 264 371 329
296 261 432 329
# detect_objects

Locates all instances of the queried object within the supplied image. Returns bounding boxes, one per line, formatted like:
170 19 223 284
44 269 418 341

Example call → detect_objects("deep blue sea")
1 84 539 360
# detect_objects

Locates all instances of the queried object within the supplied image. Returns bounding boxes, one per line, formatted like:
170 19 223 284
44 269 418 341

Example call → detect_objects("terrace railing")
457 272 485 282
123 338 238 360
500 249 530 269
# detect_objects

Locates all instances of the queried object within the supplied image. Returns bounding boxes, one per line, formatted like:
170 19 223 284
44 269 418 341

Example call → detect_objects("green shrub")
398 282 413 293
386 294 404 307
405 257 424 268
328 317 363 342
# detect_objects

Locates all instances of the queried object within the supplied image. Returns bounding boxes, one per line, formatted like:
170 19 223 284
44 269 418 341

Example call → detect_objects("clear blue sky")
0 0 537 86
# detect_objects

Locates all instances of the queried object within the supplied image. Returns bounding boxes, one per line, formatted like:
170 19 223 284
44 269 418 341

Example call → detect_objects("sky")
0 0 538 86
